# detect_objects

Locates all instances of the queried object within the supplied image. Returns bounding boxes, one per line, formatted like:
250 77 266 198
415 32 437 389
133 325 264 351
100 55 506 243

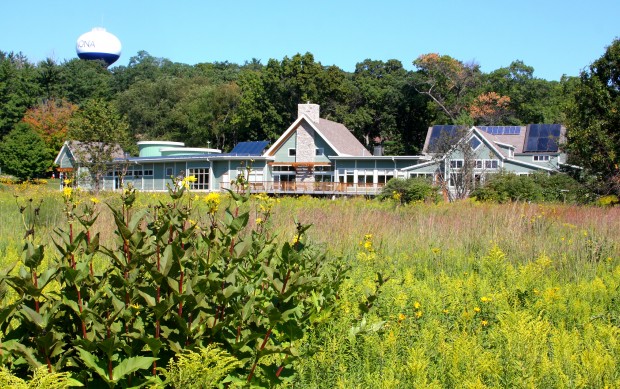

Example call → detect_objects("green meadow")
1 184 619 388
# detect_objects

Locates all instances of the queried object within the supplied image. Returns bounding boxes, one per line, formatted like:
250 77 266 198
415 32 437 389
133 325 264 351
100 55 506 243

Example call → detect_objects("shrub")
0 178 348 387
471 172 543 203
378 177 438 204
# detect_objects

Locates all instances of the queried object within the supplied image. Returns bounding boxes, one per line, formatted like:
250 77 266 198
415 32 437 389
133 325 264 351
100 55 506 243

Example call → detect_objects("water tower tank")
76 27 121 66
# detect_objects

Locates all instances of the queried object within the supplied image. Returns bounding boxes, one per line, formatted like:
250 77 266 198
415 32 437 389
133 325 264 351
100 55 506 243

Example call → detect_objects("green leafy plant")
0 174 348 387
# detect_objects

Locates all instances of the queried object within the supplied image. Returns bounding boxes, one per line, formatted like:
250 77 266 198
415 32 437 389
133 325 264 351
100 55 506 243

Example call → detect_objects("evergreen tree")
0 122 51 180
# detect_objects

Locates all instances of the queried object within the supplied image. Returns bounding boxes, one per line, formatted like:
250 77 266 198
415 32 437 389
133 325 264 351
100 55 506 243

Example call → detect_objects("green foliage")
378 177 438 204
0 179 347 387
158 344 242 388
471 171 589 203
0 51 40 138
0 365 82 388
566 38 620 193
0 122 51 180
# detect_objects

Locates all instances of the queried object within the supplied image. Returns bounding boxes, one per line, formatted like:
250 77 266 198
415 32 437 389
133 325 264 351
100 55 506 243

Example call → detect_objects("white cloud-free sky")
1 0 618 80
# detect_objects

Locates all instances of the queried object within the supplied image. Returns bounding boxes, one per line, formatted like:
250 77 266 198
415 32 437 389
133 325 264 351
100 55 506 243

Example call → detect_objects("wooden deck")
219 181 385 196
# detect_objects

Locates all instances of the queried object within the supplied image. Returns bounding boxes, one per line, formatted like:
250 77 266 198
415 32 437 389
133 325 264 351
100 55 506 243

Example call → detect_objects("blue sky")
1 0 618 81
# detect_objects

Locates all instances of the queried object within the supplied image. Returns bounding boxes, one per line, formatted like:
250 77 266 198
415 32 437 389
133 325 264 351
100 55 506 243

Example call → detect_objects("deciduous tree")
68 99 131 191
566 38 620 193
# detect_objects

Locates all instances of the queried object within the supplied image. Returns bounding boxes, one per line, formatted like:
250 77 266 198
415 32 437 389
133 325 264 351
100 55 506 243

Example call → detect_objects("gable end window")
316 148 324 156
533 155 550 162
469 136 481 150
288 148 296 157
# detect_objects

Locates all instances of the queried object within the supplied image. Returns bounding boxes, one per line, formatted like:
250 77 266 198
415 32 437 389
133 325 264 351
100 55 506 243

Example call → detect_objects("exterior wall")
313 135 334 163
514 154 560 169
273 133 297 163
58 152 75 169
212 161 229 190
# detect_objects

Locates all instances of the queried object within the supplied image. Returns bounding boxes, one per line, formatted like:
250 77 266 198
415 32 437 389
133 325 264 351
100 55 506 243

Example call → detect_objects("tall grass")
1 186 619 387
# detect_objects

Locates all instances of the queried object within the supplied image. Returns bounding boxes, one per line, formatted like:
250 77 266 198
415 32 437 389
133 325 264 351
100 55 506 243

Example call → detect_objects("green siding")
273 133 297 162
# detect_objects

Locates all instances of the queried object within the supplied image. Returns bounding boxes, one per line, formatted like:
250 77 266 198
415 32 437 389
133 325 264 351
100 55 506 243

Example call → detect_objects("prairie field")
1 184 620 388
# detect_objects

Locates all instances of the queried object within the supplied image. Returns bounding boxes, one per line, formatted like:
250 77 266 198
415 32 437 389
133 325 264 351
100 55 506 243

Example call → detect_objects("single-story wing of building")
54 103 572 195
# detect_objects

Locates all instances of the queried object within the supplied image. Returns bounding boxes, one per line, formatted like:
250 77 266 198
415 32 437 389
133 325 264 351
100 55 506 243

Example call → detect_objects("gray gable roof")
315 118 368 156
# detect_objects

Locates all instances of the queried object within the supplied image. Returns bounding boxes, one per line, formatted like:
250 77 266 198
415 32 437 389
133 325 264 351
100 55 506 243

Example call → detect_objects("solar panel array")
427 125 461 152
478 126 522 135
230 141 270 155
523 124 562 152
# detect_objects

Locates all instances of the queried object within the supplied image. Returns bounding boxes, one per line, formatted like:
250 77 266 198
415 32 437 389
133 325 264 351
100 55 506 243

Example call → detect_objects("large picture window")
187 168 209 190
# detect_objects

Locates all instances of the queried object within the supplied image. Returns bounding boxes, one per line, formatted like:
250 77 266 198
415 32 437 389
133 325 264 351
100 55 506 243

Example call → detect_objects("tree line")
0 41 618 194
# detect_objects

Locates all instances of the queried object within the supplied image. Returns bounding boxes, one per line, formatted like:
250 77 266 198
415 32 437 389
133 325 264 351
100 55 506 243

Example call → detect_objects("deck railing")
219 181 385 196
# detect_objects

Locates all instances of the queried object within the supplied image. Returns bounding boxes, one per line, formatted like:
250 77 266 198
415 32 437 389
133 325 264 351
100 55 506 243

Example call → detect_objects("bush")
378 177 438 204
471 172 542 203
472 172 591 203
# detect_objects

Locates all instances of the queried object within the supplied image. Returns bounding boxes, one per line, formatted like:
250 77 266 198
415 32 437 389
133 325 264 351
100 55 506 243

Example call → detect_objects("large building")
54 103 570 195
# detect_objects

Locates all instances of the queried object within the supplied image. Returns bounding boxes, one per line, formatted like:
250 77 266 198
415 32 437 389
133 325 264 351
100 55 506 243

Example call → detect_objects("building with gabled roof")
55 104 573 195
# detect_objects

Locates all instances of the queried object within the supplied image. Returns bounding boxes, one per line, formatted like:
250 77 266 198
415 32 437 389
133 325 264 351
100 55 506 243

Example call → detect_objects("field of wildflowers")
0 183 619 387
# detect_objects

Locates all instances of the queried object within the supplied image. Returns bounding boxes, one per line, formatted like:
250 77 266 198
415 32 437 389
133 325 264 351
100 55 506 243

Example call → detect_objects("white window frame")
533 155 551 162
450 159 464 169
187 167 209 190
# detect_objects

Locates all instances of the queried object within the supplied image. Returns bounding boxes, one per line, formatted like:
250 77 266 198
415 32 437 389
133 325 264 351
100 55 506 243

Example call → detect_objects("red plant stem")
45 351 52 373
247 327 273 382
281 269 291 294
178 270 184 317
108 358 113 381
77 287 87 338
276 364 285 378
32 271 39 313
86 229 94 277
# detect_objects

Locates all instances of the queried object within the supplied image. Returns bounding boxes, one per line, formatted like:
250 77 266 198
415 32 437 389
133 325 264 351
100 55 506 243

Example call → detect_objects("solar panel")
478 126 521 135
523 124 561 152
230 141 269 156
428 125 464 152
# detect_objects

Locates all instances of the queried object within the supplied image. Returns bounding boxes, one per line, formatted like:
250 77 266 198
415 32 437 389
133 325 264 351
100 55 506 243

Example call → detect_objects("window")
469 136 481 150
450 160 464 169
484 160 499 169
314 165 333 172
357 172 373 185
166 167 174 177
410 173 433 181
288 148 296 157
273 165 295 172
474 160 483 169
187 168 209 190
533 155 550 162
143 169 153 176
315 148 324 156
377 171 395 184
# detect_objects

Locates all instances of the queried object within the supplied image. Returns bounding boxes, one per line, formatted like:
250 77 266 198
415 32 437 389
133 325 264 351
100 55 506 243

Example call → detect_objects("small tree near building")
68 99 131 192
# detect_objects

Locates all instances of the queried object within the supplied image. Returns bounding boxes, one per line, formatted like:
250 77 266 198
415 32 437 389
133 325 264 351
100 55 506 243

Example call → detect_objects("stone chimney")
298 103 320 124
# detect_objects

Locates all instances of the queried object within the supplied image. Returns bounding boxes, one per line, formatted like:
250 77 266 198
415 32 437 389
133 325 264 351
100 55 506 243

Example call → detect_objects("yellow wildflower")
204 192 221 215
480 296 492 303
481 320 488 327
431 247 441 255
473 307 481 313
90 197 100 204
255 217 263 225
415 310 423 318
62 186 73 199
413 301 421 309
398 313 406 321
